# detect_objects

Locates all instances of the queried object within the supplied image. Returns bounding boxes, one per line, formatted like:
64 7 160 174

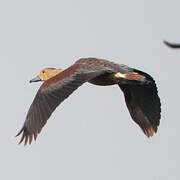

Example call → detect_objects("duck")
164 40 180 48
16 58 161 145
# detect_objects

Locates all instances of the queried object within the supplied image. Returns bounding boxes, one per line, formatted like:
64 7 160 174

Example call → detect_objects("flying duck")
164 40 180 48
16 58 161 145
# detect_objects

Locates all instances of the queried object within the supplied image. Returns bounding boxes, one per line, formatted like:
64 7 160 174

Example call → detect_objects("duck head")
30 68 64 83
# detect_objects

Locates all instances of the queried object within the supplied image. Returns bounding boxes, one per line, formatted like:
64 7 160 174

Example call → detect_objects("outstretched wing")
16 63 116 145
119 69 161 137
164 40 180 48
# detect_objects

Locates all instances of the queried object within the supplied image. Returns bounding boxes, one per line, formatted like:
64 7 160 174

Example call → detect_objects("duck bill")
29 75 42 83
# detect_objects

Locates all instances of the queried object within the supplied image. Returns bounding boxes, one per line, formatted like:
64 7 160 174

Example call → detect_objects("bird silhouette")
164 40 180 48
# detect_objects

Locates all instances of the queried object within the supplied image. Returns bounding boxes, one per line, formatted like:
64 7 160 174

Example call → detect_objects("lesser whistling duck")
16 58 161 145
164 40 180 48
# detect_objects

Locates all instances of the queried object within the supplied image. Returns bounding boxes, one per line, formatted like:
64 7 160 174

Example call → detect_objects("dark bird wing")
119 69 161 137
164 40 180 48
16 62 120 145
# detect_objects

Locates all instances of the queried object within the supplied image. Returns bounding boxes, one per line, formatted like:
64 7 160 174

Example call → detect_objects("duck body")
88 73 118 86
16 58 161 145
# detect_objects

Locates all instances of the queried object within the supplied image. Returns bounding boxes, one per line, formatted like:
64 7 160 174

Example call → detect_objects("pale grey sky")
1 0 180 179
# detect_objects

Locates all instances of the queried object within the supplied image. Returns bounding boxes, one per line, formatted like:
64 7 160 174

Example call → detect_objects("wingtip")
163 40 171 47
15 127 25 137
16 127 26 145
16 126 36 145
144 126 158 138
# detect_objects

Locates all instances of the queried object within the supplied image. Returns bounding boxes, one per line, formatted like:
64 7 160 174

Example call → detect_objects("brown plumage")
16 58 161 145
164 40 180 48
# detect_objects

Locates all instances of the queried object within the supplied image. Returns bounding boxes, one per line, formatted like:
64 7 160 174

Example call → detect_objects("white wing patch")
114 72 145 81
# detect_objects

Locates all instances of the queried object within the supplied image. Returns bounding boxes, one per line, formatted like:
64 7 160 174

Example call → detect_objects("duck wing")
119 69 161 137
16 62 118 145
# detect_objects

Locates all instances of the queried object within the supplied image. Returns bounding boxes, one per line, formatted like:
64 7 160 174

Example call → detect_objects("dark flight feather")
119 69 161 137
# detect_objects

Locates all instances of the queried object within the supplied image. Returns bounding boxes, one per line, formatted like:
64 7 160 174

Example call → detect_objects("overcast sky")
1 0 180 179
